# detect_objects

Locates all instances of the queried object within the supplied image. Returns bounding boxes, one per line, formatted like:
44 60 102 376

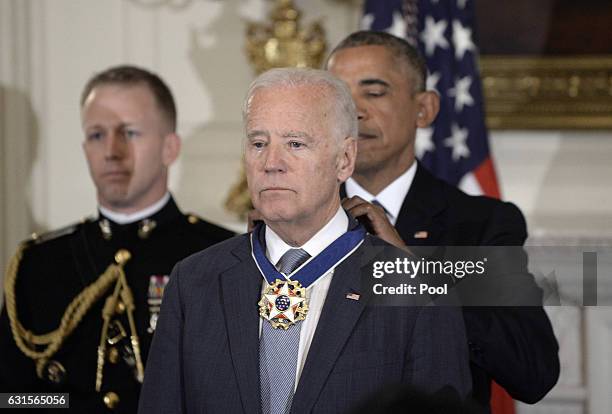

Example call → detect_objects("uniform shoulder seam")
24 216 94 246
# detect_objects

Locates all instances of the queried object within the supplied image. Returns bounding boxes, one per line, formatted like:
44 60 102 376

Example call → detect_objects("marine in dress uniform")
0 194 233 412
0 64 235 413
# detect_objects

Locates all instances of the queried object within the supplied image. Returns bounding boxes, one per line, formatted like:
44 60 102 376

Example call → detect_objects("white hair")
242 68 358 144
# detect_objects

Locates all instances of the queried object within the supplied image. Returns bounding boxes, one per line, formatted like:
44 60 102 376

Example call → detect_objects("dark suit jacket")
138 231 472 414
343 163 560 411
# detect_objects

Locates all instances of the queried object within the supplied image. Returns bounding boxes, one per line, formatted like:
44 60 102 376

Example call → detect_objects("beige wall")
491 130 612 239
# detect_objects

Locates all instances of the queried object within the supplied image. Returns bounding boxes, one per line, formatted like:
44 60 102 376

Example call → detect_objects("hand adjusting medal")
251 222 366 330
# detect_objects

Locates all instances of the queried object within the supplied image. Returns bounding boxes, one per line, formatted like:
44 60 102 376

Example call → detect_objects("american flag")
362 0 500 199
361 1 512 412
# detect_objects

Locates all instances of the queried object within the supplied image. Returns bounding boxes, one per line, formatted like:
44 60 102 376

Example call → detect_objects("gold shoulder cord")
96 249 144 391
3 244 144 389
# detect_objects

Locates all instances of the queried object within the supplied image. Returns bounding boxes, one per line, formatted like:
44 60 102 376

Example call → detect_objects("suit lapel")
341 164 448 246
395 163 448 247
220 240 262 414
292 238 382 413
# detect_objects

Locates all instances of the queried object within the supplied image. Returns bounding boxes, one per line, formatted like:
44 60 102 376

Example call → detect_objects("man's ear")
415 91 440 128
162 132 181 167
337 136 357 183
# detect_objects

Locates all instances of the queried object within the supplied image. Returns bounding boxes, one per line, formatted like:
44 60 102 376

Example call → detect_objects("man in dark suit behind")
326 31 560 412
139 67 471 414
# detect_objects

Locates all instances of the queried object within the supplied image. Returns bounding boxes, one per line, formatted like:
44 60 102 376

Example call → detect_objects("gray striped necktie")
371 199 388 214
259 248 311 414
371 199 393 221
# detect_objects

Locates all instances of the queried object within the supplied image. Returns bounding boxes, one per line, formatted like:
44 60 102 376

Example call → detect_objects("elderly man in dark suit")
138 68 471 414
326 31 560 412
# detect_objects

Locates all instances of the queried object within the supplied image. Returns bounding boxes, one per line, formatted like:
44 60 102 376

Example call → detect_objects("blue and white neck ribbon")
251 222 366 289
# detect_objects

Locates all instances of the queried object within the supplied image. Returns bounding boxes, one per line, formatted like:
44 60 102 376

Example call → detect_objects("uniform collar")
345 161 417 225
98 193 171 225
264 207 348 265
96 194 184 242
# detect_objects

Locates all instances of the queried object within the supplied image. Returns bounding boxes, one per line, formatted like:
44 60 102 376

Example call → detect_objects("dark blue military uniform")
0 197 234 413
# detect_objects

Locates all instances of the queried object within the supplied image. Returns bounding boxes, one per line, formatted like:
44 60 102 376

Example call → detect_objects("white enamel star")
265 282 306 322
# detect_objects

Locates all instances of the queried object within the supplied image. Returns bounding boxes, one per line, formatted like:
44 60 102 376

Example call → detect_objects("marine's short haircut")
243 67 358 145
328 30 427 94
80 65 177 132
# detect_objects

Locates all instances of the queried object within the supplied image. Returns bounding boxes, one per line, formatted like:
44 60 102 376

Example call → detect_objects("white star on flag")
420 16 449 56
361 13 374 29
444 124 470 161
427 71 441 94
387 11 407 38
448 76 474 111
265 283 305 322
452 19 475 60
457 0 468 9
415 127 435 159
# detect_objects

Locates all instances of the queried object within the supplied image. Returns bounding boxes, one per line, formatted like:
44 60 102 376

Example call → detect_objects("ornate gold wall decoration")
481 56 612 130
245 0 326 74
224 165 252 220
225 0 327 218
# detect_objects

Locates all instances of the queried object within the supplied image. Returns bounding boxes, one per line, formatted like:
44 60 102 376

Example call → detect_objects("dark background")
475 0 612 55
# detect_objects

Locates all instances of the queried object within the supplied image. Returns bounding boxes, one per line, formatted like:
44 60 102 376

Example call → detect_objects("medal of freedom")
251 222 366 330
258 279 308 330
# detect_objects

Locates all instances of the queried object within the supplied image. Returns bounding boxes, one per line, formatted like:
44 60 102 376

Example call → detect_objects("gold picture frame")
474 0 612 130
480 55 612 130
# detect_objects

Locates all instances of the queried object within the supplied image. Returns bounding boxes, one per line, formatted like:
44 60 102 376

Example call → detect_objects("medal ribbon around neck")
252 222 366 329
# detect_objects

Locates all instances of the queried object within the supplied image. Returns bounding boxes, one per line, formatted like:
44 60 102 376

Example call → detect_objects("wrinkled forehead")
246 84 335 125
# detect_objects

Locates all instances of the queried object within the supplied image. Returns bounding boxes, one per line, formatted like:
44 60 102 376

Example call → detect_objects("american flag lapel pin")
414 231 428 239
346 292 360 301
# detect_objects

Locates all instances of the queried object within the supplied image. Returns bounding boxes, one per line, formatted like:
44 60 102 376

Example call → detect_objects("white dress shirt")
98 192 171 224
261 206 348 388
345 161 417 225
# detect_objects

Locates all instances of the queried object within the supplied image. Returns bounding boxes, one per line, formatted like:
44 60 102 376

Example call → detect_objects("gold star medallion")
258 279 308 330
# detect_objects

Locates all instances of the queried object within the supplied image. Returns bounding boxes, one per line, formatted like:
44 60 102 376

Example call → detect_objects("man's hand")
247 209 264 232
342 196 409 251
